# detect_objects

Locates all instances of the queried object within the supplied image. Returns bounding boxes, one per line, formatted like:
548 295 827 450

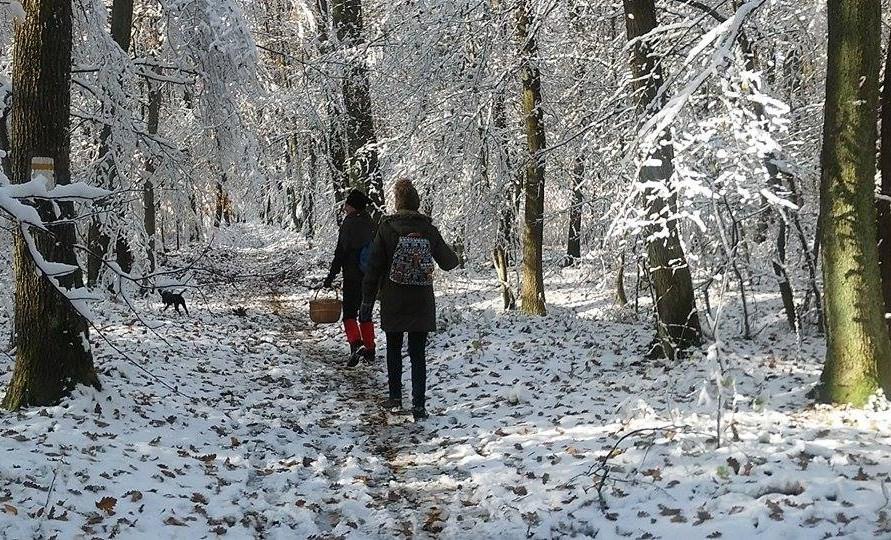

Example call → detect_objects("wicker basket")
309 289 342 324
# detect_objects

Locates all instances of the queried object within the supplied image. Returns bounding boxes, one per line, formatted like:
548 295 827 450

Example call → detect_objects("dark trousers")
341 278 363 320
386 332 428 407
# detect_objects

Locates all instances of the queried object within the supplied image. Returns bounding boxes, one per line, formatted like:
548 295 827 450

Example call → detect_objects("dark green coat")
362 210 459 332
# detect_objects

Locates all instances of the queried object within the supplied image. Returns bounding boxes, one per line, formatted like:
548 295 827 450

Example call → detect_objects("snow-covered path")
2 225 891 539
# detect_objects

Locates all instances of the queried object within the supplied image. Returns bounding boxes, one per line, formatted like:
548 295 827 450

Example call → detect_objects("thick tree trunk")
818 1 891 405
331 0 383 221
623 0 701 358
566 155 583 261
4 0 100 410
317 0 347 207
877 33 891 336
516 0 547 316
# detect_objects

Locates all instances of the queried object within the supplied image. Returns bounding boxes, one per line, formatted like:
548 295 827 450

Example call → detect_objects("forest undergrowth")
1 224 889 539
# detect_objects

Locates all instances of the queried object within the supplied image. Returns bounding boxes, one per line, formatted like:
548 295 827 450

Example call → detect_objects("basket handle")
313 284 340 300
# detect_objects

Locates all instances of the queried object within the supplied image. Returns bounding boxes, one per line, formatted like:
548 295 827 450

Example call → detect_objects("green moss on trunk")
819 1 891 405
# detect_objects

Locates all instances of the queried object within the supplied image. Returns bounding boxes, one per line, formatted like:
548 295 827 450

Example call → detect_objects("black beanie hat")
345 189 370 211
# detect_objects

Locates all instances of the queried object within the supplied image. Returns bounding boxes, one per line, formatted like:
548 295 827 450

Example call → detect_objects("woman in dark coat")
360 179 459 420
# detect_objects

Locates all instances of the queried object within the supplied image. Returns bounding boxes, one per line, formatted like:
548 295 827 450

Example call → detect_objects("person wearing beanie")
360 179 459 420
323 188 377 367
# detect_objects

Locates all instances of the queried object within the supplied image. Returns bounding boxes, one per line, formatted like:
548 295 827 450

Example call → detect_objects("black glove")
359 302 374 322
323 276 334 289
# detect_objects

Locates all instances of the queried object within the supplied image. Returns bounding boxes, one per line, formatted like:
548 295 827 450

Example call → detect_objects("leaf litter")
0 224 889 538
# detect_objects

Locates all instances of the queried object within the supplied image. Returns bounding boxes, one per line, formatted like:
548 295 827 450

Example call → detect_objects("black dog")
159 290 189 315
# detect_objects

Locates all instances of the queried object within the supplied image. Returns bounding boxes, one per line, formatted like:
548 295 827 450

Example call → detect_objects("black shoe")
412 407 428 420
362 347 376 364
347 346 363 368
383 398 402 412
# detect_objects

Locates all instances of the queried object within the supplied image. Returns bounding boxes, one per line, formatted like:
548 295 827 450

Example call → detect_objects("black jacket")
362 210 459 332
327 210 375 283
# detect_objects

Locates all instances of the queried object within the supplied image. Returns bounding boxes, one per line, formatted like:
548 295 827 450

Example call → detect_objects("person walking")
323 189 377 367
360 179 459 420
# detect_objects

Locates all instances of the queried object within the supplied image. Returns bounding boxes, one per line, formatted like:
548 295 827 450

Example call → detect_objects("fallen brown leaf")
96 496 117 515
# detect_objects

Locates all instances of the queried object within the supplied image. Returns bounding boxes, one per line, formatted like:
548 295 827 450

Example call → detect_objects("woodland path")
214 230 481 538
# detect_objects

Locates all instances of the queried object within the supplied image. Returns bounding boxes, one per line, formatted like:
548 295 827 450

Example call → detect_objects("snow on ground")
1 224 890 539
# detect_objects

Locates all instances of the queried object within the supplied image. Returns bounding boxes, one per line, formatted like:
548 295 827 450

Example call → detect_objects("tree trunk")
623 0 701 358
331 0 383 221
818 1 891 405
877 32 891 337
86 224 109 286
0 88 11 179
88 0 135 283
188 192 200 242
616 246 628 307
491 94 518 311
329 106 348 203
4 0 100 410
516 0 547 316
732 5 798 330
773 218 797 330
566 155 583 261
304 141 316 239
287 186 300 229
285 132 301 231
565 1 586 265
214 177 228 227
143 68 160 271
317 0 347 207
111 0 134 274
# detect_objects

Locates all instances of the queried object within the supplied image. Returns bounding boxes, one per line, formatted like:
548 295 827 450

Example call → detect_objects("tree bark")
818 1 891 405
877 31 891 337
516 0 547 316
304 140 317 239
623 0 701 358
616 245 628 307
331 0 383 221
492 94 518 311
143 68 161 272
4 0 100 410
734 4 799 330
214 177 231 227
566 155 583 261
0 88 11 179
773 218 797 330
87 0 135 284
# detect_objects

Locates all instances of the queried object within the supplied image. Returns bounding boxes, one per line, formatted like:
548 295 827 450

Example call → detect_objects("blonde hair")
393 178 421 211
